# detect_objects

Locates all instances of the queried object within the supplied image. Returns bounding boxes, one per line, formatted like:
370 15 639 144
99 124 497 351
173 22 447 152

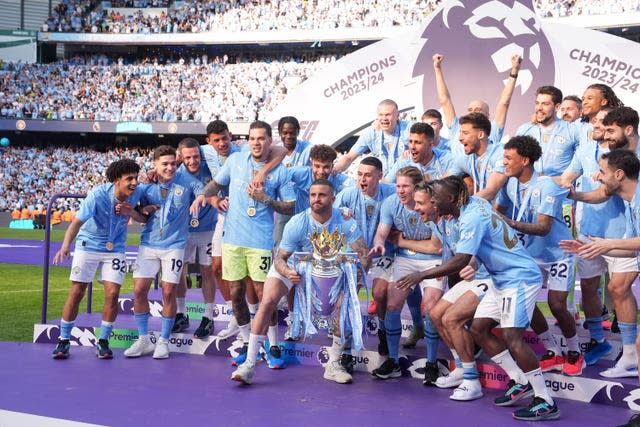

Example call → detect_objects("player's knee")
103 287 119 304
607 281 629 300
441 311 459 330
469 321 486 342
548 298 567 316
429 304 445 324
372 285 387 302
69 286 86 302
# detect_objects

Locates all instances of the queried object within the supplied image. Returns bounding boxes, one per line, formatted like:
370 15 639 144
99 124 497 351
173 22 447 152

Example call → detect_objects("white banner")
266 0 640 144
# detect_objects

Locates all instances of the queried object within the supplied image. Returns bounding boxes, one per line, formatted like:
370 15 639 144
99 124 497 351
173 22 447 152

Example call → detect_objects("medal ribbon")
159 182 173 234
356 190 381 248
512 172 539 223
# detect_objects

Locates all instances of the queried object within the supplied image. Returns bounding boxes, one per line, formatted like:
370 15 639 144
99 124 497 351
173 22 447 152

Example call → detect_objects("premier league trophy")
292 227 365 351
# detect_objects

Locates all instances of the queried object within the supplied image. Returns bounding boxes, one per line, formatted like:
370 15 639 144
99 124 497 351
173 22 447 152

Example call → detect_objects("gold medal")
247 207 256 217
542 133 551 143
105 241 114 251
190 218 200 228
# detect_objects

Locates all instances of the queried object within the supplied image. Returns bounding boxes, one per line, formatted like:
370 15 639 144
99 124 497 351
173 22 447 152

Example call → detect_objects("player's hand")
562 184 577 200
144 169 158 184
459 265 477 281
558 238 585 254
53 246 70 265
433 54 444 68
287 268 302 284
140 204 160 216
339 207 353 220
189 195 205 216
511 54 522 72
247 182 267 202
115 202 133 217
578 236 612 259
217 197 229 212
253 169 267 187
368 244 385 257
396 272 423 290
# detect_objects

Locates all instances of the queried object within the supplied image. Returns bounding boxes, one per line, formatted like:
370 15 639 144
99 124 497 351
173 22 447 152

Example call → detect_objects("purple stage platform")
0 341 632 427
4 237 639 424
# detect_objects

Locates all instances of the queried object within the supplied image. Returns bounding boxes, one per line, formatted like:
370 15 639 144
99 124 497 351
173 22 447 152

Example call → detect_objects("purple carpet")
0 341 632 427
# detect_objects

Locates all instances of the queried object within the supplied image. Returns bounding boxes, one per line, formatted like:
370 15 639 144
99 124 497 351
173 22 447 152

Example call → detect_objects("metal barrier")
41 193 86 324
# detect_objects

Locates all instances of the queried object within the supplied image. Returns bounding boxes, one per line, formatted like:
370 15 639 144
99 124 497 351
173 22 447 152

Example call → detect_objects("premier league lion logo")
317 346 331 365
413 0 555 132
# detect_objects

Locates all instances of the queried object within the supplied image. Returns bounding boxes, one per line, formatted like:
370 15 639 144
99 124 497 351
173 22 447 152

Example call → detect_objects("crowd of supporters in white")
0 143 363 213
0 54 334 122
41 0 640 34
0 146 152 212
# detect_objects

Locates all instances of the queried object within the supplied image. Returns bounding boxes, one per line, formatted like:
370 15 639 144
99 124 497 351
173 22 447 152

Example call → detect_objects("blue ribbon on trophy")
291 227 365 351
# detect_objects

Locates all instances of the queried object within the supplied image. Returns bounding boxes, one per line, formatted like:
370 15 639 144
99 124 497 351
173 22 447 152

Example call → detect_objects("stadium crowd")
41 0 640 34
0 54 333 123
0 145 152 213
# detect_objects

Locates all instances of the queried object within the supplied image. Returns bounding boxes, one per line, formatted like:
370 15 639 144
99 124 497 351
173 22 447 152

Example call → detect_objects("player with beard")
563 108 640 378
171 138 218 339
384 122 453 350
369 167 442 382
515 86 581 325
288 145 348 214
125 146 206 360
273 117 313 341
432 53 522 158
385 122 453 183
561 149 640 379
202 120 284 339
334 157 395 367
203 121 295 368
555 107 624 371
560 96 582 123
333 99 410 175
282 144 347 341
230 179 370 385
515 86 580 177
603 107 640 154
52 159 145 360
449 113 508 201
397 176 559 421
495 136 579 377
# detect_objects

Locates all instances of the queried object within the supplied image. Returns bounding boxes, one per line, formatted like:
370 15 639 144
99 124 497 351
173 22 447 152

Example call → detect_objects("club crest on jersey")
532 189 540 197
174 186 184 196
